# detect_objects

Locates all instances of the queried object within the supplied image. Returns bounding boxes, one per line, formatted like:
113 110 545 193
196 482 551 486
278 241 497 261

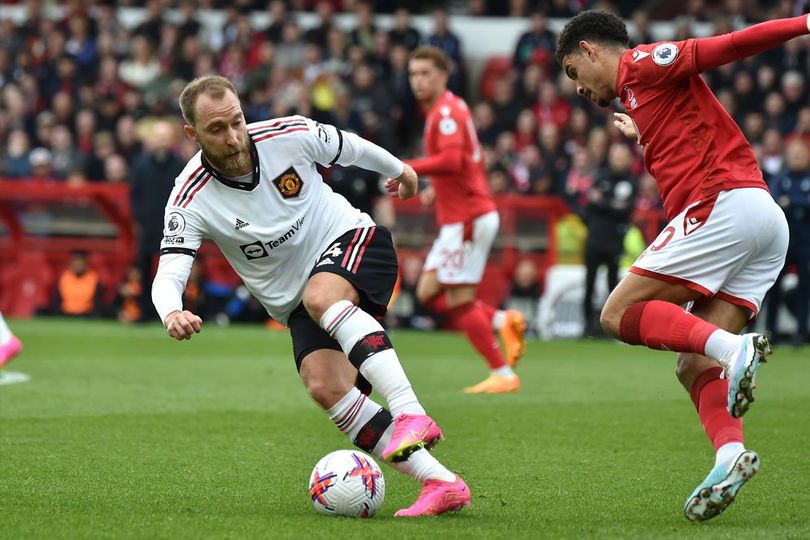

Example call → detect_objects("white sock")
0 312 11 345
373 421 456 483
715 442 745 467
327 389 456 483
704 329 744 368
327 387 375 442
492 365 514 377
321 301 424 416
390 448 457 483
492 310 507 331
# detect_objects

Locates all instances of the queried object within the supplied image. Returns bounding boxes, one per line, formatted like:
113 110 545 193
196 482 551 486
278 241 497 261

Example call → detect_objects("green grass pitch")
1 318 808 539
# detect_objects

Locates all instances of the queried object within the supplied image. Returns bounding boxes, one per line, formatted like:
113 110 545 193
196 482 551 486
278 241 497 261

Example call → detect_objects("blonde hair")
178 75 238 127
409 46 450 72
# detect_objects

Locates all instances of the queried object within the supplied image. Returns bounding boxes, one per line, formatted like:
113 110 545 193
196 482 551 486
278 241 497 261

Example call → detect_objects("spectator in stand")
514 109 538 151
538 122 569 190
389 43 418 147
264 1 288 44
115 266 143 323
473 102 500 147
766 139 810 346
581 143 638 337
49 124 83 179
276 21 307 71
490 78 522 135
129 120 186 321
513 12 556 74
306 1 336 49
134 0 164 45
534 81 572 132
119 35 161 90
84 131 117 181
104 153 128 183
3 129 32 178
426 8 465 94
787 106 810 153
564 147 597 216
177 0 202 42
54 251 102 317
389 8 421 51
65 14 97 80
115 115 143 163
349 1 377 52
759 129 785 181
515 64 543 109
629 10 655 48
30 148 56 181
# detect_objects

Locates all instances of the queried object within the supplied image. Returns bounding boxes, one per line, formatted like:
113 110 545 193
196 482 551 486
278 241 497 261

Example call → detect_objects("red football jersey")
422 90 496 225
616 40 768 220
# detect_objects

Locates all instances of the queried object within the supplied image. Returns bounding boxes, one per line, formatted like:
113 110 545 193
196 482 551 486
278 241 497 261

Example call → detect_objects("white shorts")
631 188 788 315
424 210 499 285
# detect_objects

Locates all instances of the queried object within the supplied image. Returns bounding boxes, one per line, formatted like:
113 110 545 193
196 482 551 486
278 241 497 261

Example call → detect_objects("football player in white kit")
151 76 470 516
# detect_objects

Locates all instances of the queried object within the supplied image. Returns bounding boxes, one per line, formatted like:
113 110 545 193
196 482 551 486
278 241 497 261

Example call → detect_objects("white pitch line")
0 371 30 386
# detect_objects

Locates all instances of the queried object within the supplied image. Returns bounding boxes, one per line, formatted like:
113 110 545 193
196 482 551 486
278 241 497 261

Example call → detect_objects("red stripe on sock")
326 305 356 334
689 367 743 451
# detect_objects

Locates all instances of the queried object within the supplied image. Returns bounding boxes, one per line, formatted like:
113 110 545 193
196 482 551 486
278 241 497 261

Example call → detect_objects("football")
309 450 386 517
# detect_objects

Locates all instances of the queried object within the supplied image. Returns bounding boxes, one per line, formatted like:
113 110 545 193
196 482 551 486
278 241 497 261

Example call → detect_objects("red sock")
475 300 496 323
619 300 718 354
690 367 743 451
449 302 507 370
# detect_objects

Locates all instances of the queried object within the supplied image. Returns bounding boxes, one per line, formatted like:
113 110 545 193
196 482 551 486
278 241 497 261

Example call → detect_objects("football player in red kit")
393 46 526 394
556 11 809 521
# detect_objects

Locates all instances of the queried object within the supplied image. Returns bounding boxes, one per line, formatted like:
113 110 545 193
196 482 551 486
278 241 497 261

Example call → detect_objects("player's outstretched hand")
164 310 202 341
384 163 418 200
613 112 639 141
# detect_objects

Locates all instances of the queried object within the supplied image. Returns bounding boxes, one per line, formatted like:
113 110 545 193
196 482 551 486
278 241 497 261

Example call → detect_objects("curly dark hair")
555 10 629 67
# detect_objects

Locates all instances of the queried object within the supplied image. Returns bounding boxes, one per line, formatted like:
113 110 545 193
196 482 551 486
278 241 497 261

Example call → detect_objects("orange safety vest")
59 270 99 315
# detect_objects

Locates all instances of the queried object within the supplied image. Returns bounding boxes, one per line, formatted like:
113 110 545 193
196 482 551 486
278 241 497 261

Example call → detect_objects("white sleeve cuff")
152 253 194 324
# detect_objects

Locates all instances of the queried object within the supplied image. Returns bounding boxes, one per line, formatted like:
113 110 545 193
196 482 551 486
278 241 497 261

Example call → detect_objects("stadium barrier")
0 179 135 316
0 179 668 322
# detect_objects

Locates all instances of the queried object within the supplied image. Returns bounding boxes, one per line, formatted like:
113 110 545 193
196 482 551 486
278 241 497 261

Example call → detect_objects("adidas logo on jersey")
235 218 250 230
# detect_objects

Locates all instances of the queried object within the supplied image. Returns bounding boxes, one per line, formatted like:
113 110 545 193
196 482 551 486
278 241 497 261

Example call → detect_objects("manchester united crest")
273 167 303 199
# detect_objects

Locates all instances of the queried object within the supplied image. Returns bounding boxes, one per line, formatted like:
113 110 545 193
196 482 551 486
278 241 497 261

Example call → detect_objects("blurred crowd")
0 0 808 338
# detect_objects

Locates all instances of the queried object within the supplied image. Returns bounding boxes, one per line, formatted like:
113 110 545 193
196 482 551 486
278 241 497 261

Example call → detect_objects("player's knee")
599 303 622 338
303 372 345 409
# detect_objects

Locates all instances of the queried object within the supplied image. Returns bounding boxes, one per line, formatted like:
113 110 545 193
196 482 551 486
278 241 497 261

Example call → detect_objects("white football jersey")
157 115 388 324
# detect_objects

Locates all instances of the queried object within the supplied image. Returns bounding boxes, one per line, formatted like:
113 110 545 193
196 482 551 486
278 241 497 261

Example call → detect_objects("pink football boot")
395 475 471 517
0 335 22 369
382 413 444 462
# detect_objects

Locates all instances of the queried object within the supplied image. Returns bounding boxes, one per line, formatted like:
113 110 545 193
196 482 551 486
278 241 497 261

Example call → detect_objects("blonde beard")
199 140 253 176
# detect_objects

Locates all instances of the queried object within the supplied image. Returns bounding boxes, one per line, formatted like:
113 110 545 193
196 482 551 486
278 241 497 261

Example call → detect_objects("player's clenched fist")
384 163 418 200
164 310 202 340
